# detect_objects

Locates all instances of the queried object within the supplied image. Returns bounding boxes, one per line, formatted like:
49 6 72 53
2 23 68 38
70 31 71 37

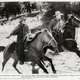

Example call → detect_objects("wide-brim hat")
53 11 64 16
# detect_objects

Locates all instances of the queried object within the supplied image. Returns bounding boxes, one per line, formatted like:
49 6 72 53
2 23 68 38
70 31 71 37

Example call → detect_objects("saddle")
24 31 41 53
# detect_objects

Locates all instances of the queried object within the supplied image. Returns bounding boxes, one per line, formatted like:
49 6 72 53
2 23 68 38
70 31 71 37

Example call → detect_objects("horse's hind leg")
2 53 11 71
44 56 56 73
73 48 80 58
13 57 22 74
35 59 48 74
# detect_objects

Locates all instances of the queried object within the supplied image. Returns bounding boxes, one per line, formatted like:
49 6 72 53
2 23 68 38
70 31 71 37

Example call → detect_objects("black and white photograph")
0 1 80 79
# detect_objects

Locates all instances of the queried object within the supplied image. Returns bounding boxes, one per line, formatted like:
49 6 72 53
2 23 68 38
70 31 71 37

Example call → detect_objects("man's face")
56 14 61 20
21 20 25 24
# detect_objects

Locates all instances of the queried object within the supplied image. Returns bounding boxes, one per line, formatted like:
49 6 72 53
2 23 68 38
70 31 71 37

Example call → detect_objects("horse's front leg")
44 56 56 73
35 58 48 74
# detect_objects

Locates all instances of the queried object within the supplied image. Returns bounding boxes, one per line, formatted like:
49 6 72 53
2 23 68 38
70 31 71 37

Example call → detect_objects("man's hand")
6 35 11 39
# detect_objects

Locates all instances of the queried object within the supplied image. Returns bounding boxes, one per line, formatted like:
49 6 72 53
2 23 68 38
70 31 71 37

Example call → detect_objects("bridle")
42 31 58 48
41 29 59 53
47 38 53 46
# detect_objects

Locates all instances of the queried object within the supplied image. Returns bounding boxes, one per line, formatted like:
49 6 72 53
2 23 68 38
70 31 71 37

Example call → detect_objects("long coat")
9 22 30 61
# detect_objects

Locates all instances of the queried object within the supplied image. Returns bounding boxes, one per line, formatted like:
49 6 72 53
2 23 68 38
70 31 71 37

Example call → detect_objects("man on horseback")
49 11 65 43
7 16 30 65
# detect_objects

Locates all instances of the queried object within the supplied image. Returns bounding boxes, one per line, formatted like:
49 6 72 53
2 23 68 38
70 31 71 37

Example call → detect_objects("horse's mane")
27 28 48 43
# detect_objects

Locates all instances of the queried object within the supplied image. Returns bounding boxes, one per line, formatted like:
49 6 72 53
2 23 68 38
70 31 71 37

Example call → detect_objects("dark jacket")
48 18 65 43
10 23 29 42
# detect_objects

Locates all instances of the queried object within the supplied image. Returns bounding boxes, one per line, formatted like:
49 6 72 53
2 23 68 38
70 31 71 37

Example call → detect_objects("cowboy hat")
53 11 64 16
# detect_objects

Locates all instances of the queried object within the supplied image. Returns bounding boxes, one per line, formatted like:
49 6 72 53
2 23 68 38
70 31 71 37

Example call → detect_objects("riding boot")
19 53 25 65
20 47 25 65
17 41 24 65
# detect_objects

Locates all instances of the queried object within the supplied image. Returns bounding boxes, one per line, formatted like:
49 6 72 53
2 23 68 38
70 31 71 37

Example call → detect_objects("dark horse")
52 15 80 57
2 29 59 74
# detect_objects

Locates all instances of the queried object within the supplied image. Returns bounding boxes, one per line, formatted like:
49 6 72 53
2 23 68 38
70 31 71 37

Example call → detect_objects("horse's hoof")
53 70 56 74
46 72 48 74
45 71 48 74
19 72 22 74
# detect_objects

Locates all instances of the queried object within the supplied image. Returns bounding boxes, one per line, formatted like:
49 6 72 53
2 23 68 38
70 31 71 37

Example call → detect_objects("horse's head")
41 29 58 50
67 14 80 27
